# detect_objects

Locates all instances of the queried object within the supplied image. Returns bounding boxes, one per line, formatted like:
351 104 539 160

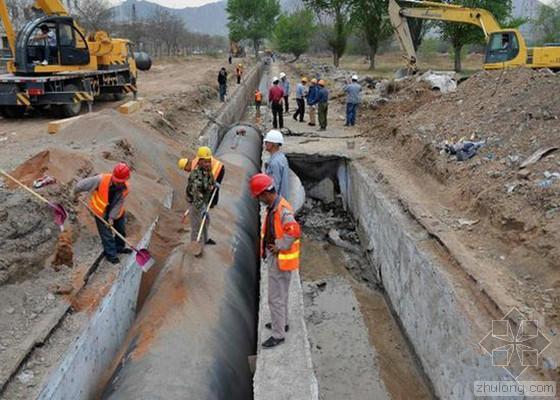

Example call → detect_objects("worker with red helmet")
249 173 301 348
74 162 132 264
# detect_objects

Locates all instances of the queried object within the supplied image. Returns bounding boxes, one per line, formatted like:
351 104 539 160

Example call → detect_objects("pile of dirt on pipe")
99 124 262 400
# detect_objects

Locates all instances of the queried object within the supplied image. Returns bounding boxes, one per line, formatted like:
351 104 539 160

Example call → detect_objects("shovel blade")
49 202 68 229
187 241 203 257
135 249 155 272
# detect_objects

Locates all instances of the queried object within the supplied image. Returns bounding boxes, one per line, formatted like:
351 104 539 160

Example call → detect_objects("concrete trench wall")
342 162 528 400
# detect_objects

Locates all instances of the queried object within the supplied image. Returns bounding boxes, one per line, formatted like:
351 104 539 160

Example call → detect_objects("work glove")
201 210 209 219
214 182 221 189
108 218 114 226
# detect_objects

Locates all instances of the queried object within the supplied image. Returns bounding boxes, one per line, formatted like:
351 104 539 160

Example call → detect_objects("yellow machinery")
0 0 150 118
389 0 560 71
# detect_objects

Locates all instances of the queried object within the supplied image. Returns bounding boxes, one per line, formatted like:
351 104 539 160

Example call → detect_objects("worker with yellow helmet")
183 146 225 247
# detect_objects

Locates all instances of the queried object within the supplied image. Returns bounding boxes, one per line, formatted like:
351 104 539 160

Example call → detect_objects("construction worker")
306 78 319 127
178 146 225 207
249 173 301 348
343 75 362 127
293 77 308 122
74 162 132 264
279 72 291 112
33 24 57 65
263 129 289 200
236 64 243 84
268 77 284 129
317 79 329 131
186 147 217 247
217 67 228 102
255 89 262 114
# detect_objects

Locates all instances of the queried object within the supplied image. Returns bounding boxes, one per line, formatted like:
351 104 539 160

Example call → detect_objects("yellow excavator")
0 0 150 118
389 0 560 71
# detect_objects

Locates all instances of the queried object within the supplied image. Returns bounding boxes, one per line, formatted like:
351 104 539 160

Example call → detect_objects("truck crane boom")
0 0 16 57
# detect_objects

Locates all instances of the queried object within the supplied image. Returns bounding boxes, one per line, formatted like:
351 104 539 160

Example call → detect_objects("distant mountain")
512 0 545 42
112 0 303 37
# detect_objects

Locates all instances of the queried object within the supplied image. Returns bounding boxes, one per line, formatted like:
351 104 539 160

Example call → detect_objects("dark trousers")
219 83 227 102
44 46 57 63
294 98 305 122
271 101 284 129
318 102 328 129
237 75 241 84
346 103 358 126
283 96 289 112
95 215 126 258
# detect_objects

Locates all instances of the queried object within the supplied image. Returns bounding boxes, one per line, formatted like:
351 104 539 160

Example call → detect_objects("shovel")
0 169 68 231
181 209 190 224
78 199 155 272
187 187 218 257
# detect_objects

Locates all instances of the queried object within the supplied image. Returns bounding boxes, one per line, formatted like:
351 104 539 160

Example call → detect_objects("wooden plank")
47 115 83 134
118 99 144 115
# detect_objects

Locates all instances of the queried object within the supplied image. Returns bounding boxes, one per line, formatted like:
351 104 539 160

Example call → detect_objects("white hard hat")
264 129 284 145
279 72 286 78
272 76 279 83
352 74 359 81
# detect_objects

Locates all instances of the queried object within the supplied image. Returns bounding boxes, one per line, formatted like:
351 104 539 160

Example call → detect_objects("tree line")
227 0 560 72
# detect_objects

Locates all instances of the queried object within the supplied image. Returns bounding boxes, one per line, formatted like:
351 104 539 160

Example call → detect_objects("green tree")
273 9 317 62
304 0 353 67
226 0 281 56
349 0 393 70
535 0 560 44
439 0 513 72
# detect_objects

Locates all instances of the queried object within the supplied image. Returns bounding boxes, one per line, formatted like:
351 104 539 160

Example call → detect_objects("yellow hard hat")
197 146 212 160
301 77 308 82
318 79 326 86
311 78 318 84
177 158 190 170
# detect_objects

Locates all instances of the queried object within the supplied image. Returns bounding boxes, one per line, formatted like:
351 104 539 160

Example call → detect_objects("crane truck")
389 0 560 71
0 0 150 118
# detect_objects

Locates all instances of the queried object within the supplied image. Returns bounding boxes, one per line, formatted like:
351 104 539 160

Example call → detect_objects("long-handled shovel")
187 187 218 257
181 209 190 224
78 199 155 272
0 169 68 231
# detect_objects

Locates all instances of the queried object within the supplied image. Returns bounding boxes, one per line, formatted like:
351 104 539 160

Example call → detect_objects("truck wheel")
0 106 26 118
55 84 83 118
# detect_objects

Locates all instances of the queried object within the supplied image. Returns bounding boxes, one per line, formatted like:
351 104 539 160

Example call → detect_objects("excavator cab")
485 31 520 64
16 16 90 74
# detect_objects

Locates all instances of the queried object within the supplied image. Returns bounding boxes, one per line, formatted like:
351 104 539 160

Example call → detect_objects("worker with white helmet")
268 76 285 129
263 129 290 200
343 74 362 127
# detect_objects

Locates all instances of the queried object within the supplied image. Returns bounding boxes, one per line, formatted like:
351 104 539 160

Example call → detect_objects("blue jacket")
306 85 319 105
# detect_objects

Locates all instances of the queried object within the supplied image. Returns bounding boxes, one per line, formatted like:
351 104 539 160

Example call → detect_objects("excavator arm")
32 0 68 16
389 0 502 60
0 0 17 57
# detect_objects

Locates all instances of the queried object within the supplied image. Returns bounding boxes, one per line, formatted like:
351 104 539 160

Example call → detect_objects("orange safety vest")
255 91 262 102
261 197 301 271
236 67 242 76
89 174 129 219
191 156 224 180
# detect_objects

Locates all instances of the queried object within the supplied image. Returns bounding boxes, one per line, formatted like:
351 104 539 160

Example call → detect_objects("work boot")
308 122 316 126
106 255 120 264
206 238 217 245
118 248 133 254
262 336 285 348
265 322 289 332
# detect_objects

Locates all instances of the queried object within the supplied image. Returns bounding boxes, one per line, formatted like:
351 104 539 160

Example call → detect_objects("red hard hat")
112 162 130 182
249 173 274 197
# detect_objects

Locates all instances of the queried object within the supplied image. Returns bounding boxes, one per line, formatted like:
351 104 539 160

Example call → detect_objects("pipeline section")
101 124 262 400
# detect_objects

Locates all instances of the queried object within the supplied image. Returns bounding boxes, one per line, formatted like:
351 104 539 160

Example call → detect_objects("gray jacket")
74 175 126 221
265 151 290 200
344 82 362 104
280 78 291 96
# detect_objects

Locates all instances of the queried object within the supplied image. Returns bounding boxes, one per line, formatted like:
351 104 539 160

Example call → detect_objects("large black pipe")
101 124 262 399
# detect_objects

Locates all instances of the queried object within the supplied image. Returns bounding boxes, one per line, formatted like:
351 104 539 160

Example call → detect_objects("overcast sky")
112 0 218 7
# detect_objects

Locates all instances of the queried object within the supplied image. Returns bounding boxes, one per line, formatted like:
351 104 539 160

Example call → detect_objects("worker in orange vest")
249 173 301 348
74 162 132 264
255 89 262 113
236 64 243 84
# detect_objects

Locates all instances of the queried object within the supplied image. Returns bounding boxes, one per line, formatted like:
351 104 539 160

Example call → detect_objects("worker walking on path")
185 147 217 246
344 75 362 126
280 72 291 112
264 129 289 200
268 77 285 129
306 78 318 127
293 77 308 123
217 67 228 102
255 89 262 114
236 64 243 84
74 162 132 264
250 173 301 348
317 79 329 131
